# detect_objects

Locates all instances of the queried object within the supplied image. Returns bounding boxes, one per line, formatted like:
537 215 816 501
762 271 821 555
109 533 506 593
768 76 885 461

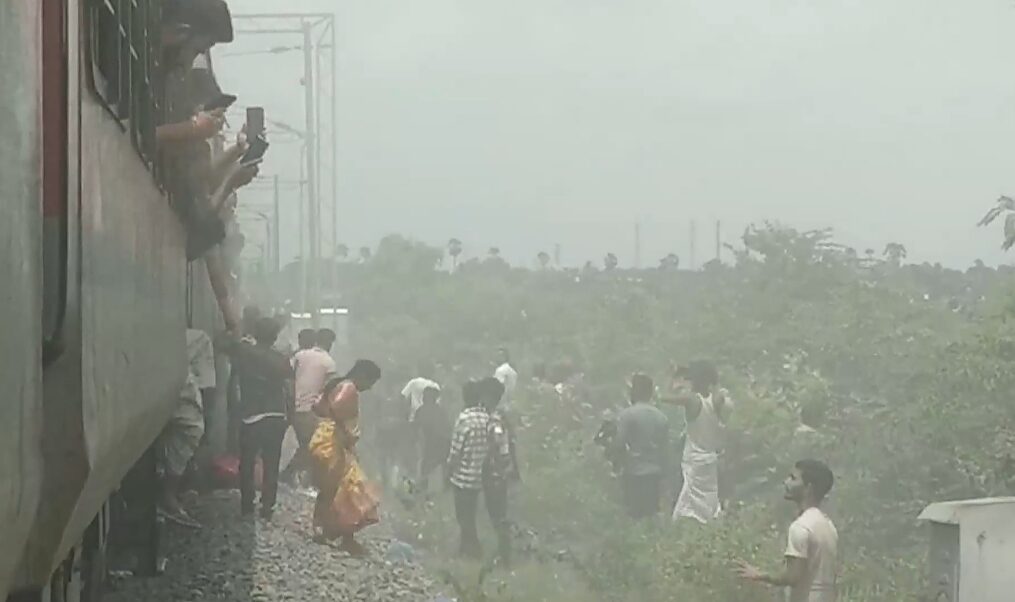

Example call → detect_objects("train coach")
1 1 220 600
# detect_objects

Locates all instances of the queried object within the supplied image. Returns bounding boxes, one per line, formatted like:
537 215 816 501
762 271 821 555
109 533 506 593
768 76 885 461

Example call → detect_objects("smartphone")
240 135 269 166
203 93 237 111
246 106 265 137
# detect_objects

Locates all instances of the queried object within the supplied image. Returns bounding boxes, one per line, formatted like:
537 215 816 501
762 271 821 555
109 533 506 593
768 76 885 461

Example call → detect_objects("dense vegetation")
288 225 1015 601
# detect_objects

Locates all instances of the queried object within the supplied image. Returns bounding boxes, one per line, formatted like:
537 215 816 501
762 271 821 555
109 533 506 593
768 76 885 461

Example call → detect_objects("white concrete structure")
918 497 1015 602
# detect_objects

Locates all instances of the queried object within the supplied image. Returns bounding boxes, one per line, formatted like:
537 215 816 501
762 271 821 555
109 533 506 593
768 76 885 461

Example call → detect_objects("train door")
36 1 105 601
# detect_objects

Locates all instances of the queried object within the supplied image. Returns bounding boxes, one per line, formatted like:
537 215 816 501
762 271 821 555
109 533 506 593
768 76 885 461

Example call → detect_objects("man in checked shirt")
446 380 491 558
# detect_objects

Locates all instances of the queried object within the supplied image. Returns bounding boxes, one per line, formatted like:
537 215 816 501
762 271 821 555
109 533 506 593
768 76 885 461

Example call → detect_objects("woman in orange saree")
309 360 382 555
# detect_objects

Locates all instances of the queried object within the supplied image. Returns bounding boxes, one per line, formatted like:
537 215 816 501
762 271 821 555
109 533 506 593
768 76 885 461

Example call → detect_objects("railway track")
105 488 444 602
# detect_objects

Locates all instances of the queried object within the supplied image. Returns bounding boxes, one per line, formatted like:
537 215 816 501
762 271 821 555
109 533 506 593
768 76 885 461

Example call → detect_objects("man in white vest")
666 360 731 523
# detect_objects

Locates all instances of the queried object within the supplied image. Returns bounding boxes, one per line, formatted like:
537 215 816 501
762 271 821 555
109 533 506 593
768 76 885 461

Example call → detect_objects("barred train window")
89 0 163 173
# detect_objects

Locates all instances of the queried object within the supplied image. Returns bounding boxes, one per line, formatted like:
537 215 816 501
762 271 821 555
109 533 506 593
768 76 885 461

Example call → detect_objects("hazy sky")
219 0 1015 268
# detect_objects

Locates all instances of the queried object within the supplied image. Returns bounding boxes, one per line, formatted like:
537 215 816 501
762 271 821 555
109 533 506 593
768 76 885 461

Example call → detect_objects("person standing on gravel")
310 359 383 556
282 329 336 487
446 381 491 558
224 317 294 519
160 328 216 529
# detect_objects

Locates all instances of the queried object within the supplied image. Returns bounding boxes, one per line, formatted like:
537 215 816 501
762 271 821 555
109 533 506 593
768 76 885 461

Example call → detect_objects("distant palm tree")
335 243 349 261
882 242 907 266
978 195 1015 250
488 247 501 259
448 238 463 270
604 252 618 271
537 251 551 269
659 253 680 270
359 246 372 263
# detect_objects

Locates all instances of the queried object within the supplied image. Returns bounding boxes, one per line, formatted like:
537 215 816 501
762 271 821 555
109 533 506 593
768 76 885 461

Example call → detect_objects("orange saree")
309 381 380 538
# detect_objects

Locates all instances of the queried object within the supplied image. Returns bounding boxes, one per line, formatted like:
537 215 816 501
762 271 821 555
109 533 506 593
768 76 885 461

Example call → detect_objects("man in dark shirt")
225 317 293 519
415 385 452 494
480 377 515 568
610 373 671 519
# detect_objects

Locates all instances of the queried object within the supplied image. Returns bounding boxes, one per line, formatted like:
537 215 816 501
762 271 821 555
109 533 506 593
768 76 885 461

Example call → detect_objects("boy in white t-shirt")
736 459 838 602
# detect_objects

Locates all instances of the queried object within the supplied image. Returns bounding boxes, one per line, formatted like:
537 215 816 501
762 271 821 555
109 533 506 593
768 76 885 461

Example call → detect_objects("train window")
88 0 163 172
89 0 127 117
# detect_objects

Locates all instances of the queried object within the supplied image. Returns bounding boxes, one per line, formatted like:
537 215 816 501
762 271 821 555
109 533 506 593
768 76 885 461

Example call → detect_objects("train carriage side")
0 1 45 599
9 0 190 598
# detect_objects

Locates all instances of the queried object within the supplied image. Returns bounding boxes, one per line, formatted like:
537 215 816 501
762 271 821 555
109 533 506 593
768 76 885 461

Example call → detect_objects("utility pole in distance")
302 20 320 326
273 175 281 273
715 220 721 263
229 12 336 326
634 222 642 269
689 220 697 270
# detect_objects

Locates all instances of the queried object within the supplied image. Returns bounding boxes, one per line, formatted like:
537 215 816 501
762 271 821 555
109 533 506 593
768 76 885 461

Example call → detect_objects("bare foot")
340 537 367 558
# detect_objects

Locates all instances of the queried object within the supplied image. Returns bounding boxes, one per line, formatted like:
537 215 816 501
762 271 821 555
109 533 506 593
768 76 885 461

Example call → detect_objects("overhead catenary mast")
302 20 319 325
689 220 697 270
634 222 642 269
229 13 337 324
715 220 721 263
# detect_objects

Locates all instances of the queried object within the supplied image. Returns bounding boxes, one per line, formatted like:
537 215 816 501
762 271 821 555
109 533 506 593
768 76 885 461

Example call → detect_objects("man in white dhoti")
666 360 731 524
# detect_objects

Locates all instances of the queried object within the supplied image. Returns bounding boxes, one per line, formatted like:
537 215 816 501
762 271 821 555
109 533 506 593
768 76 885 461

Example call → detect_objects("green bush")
332 227 1015 601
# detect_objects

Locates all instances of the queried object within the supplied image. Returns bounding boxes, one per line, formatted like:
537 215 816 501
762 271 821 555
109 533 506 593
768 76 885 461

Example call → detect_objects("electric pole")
715 220 721 263
303 21 320 325
634 222 642 269
690 220 697 270
273 175 281 273
299 148 306 311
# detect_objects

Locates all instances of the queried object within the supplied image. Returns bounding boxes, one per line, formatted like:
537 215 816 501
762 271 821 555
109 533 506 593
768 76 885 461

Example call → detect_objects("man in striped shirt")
447 381 491 558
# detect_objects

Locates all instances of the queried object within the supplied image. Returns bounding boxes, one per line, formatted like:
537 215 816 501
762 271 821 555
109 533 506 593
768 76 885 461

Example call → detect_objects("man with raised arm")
665 360 731 523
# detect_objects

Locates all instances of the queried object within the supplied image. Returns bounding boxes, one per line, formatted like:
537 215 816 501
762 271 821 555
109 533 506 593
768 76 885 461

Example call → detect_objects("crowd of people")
602 362 838 601
160 305 840 600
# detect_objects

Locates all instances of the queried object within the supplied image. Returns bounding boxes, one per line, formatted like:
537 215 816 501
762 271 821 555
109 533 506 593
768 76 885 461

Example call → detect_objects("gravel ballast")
106 487 446 602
